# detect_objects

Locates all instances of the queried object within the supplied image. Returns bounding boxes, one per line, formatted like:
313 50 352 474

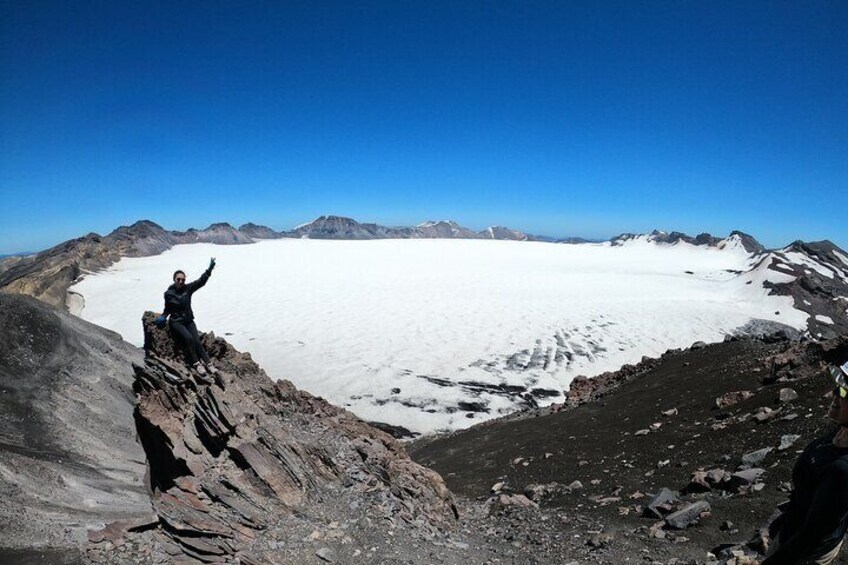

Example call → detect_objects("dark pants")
170 320 210 365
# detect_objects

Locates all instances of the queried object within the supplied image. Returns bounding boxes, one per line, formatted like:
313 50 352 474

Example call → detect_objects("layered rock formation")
87 314 458 563
0 294 151 561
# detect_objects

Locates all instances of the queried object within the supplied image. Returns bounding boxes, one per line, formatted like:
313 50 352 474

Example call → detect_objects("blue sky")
1 1 846 254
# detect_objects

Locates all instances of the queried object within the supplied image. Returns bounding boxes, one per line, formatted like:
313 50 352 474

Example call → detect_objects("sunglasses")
830 364 848 399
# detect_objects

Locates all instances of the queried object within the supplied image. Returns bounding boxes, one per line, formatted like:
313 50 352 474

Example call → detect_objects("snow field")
70 238 806 433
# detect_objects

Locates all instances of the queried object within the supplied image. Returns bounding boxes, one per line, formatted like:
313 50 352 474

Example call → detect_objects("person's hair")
173 270 186 281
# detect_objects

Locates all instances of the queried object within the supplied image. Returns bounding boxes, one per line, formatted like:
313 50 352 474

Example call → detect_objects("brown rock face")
88 313 457 563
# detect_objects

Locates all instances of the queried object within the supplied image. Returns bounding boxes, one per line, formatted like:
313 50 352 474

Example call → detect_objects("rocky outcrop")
287 215 389 239
171 222 254 245
237 223 284 239
609 230 848 336
766 335 848 383
565 354 663 405
481 226 531 241
413 220 481 239
0 293 151 559
761 240 848 340
87 314 458 563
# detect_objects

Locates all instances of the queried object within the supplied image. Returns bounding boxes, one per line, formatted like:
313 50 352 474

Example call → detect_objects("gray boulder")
665 500 711 530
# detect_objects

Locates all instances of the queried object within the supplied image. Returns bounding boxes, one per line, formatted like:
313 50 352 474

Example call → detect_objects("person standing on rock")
155 258 219 376
762 360 848 565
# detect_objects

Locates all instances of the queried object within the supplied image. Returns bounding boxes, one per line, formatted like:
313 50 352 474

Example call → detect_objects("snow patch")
782 251 835 279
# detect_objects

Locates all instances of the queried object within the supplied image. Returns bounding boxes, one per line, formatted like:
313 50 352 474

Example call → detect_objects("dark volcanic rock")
237 222 284 239
410 335 848 564
87 313 458 563
0 294 151 555
565 354 661 405
367 420 419 439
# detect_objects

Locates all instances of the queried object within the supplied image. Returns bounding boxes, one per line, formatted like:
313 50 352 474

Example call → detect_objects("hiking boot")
193 362 207 376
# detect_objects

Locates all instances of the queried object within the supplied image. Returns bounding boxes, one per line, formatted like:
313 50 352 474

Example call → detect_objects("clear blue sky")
2 1 846 254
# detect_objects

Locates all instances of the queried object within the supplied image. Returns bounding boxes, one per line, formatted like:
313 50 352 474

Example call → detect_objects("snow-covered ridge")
610 229 764 254
607 233 848 338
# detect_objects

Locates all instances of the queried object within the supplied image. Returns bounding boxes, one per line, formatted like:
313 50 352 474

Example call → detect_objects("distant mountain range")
1 216 846 339
259 215 545 241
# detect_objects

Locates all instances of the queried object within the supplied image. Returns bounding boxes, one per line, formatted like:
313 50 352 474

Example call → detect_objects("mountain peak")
205 222 237 230
610 230 765 253
107 220 166 238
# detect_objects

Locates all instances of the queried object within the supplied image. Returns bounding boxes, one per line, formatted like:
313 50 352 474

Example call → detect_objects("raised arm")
186 258 216 294
185 269 211 293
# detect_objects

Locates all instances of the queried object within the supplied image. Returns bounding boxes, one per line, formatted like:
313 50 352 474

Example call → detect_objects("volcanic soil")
410 337 848 564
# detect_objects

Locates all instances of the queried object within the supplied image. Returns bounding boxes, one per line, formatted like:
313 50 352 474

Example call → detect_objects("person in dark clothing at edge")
762 359 848 565
154 258 219 376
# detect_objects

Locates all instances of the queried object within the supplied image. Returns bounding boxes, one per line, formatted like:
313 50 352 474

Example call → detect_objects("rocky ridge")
610 230 765 254
0 294 151 561
286 216 539 241
86 313 461 563
761 240 848 339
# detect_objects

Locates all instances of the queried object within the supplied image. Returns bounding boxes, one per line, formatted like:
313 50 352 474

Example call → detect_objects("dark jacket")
763 429 848 564
163 269 211 324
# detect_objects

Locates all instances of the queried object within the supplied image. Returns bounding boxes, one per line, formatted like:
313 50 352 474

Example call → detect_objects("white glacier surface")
69 238 807 434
